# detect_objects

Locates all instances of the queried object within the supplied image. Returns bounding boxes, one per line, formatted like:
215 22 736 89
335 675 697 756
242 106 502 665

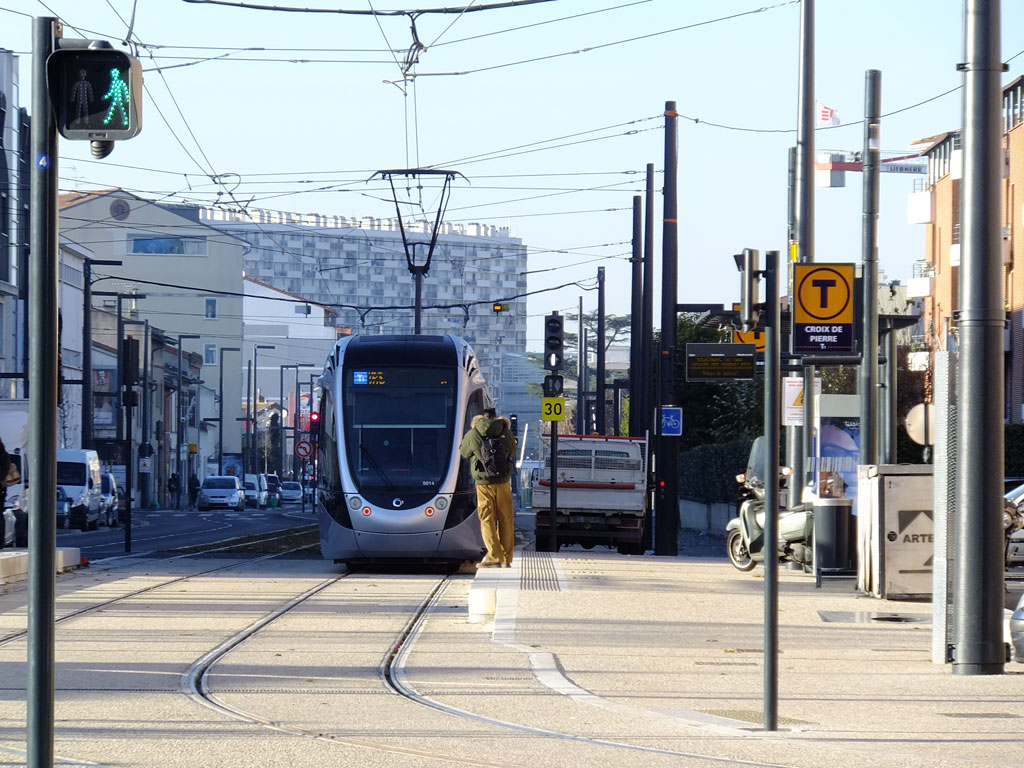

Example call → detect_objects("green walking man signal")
47 44 143 142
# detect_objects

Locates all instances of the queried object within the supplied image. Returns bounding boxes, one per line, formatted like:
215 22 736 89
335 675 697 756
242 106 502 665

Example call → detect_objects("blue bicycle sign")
660 406 683 437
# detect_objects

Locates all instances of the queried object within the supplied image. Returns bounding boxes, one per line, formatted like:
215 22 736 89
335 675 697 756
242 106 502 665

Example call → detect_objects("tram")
315 334 490 565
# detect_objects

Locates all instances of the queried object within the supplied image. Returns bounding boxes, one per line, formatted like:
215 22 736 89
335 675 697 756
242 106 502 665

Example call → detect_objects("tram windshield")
343 365 456 493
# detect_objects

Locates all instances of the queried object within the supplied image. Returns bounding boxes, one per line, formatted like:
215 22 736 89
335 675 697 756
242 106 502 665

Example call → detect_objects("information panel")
686 343 756 382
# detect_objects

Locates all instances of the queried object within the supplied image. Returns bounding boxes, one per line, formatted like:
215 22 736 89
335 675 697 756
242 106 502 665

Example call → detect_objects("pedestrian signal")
544 312 564 370
48 46 143 141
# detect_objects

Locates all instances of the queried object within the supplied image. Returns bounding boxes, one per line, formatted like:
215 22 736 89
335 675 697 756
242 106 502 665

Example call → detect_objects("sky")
2 0 1023 352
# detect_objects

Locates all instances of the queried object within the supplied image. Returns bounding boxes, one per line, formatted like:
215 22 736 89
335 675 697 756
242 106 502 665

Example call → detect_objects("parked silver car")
196 476 245 512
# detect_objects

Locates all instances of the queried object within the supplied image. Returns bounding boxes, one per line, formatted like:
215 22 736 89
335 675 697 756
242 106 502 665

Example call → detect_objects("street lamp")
174 334 201 509
251 344 275 474
218 347 241 475
279 363 314 477
82 259 122 449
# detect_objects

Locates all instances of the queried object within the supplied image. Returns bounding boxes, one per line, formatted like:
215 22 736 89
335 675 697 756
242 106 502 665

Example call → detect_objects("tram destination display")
685 343 756 382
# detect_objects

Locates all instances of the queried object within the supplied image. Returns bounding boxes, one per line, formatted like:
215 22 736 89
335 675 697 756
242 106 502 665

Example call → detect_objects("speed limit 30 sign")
541 397 565 421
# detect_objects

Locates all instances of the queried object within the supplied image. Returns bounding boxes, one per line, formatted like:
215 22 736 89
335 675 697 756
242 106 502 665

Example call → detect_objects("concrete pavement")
0 538 1022 767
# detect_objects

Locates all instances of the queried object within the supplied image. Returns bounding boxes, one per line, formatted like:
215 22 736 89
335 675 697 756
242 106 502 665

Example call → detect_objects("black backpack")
479 435 509 479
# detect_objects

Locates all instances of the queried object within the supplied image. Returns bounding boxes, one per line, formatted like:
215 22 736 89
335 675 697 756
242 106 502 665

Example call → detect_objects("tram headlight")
348 496 362 512
434 496 449 511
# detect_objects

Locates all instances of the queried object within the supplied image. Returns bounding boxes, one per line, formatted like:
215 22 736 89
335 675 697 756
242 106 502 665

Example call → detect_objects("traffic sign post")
793 263 855 353
659 406 682 437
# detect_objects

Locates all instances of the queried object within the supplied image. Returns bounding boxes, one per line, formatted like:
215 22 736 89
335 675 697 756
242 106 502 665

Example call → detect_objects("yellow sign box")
541 397 566 421
732 329 765 353
794 263 854 324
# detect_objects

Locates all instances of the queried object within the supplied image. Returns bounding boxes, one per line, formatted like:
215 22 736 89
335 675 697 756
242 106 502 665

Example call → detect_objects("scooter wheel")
727 529 756 572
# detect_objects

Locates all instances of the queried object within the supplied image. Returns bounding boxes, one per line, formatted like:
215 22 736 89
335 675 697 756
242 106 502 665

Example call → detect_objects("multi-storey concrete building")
185 207 528 398
908 76 1024 420
0 49 27 400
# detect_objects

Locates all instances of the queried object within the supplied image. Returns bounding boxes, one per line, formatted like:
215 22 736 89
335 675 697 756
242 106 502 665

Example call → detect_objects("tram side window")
318 394 340 492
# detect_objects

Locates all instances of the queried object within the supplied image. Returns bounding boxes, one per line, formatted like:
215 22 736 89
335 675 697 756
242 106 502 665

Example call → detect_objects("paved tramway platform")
0 547 81 585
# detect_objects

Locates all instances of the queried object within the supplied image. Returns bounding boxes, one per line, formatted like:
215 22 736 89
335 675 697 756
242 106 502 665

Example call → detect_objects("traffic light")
543 374 564 397
509 414 518 435
308 409 321 438
734 248 760 332
544 312 564 370
492 302 509 313
47 44 143 142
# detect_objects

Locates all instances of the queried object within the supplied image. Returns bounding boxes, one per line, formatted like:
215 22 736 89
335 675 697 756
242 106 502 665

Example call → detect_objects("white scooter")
725 437 814 572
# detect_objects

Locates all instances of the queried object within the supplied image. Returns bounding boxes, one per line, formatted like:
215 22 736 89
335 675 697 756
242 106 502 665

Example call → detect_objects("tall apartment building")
908 75 1024 420
185 206 529 398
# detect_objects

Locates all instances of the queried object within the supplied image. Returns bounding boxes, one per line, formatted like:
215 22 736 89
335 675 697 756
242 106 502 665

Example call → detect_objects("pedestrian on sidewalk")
187 472 200 509
459 407 517 568
167 473 181 509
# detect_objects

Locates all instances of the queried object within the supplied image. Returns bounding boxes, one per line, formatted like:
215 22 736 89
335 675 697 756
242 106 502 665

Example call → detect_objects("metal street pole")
218 347 240 474
762 250 781 730
175 334 200 508
794 0 815 491
252 345 275 474
641 163 655 552
279 364 313 477
596 267 606 435
27 17 59 766
953 0 1005 676
576 296 585 434
629 196 643 438
81 258 122 450
859 70 881 467
656 100 679 557
244 360 252 475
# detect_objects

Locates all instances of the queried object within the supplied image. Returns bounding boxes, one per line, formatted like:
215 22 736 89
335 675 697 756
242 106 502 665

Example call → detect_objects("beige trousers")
475 481 515 563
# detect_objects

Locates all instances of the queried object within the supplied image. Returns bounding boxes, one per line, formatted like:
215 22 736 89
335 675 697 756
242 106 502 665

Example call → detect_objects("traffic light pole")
27 17 60 767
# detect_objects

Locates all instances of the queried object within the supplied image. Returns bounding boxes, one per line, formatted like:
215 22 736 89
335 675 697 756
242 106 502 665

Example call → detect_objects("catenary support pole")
785 147 803 496
577 296 585 433
642 163 655 552
859 69 881 467
629 196 643 437
762 251 781 730
656 101 679 556
27 17 59 767
596 267 606 434
953 0 1005 675
794 0 815 491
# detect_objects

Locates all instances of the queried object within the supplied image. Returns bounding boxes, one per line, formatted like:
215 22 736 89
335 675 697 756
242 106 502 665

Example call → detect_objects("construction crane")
815 150 926 187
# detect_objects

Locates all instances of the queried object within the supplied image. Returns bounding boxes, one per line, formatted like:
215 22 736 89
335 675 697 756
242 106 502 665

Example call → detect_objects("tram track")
0 547 313 648
184 571 798 768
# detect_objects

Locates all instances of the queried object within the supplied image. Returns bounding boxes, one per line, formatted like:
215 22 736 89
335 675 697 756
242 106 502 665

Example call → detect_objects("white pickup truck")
532 434 648 554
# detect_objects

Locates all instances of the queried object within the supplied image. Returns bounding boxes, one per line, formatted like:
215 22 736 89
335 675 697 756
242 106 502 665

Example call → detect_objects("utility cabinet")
857 464 934 599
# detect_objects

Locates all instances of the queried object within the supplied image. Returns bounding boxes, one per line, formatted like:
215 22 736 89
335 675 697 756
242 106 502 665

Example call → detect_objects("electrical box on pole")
544 312 564 370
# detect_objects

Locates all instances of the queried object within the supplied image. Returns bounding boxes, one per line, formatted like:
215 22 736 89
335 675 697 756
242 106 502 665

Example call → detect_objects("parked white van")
243 473 268 509
57 449 104 531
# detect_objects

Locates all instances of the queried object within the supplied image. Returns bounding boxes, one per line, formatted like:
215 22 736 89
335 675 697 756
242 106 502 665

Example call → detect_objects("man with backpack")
459 407 517 567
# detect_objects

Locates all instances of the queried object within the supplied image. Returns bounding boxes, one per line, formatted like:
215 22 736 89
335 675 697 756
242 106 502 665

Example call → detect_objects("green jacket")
459 415 517 485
